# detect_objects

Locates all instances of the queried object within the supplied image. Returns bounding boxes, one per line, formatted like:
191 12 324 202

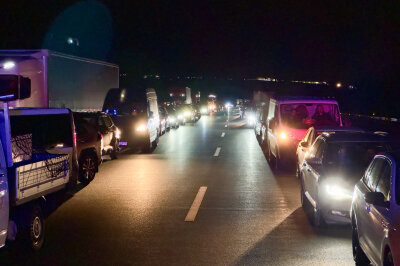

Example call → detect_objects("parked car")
178 104 196 122
74 112 120 159
175 105 187 125
299 131 399 227
351 151 400 266
158 106 170 134
166 105 180 129
261 96 342 170
103 87 160 153
296 126 364 178
73 116 102 184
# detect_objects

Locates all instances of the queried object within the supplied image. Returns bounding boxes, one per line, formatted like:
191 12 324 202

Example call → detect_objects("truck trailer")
0 50 119 111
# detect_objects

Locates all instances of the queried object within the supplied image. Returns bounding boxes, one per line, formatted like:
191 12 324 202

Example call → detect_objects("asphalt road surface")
0 115 354 266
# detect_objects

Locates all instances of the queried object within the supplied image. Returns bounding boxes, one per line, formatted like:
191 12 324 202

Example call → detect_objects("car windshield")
280 103 340 129
324 142 388 169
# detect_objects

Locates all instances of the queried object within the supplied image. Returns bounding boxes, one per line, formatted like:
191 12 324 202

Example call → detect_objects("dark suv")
74 112 120 159
73 115 103 184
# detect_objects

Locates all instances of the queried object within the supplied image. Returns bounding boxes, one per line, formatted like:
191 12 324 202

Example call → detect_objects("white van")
261 96 342 170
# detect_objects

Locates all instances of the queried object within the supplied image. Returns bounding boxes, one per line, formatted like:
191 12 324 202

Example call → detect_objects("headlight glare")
325 184 353 199
136 124 147 132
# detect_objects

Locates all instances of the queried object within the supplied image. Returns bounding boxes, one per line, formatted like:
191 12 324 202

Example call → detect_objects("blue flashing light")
113 109 117 115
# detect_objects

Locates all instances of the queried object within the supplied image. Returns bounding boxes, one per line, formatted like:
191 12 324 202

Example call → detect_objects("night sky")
2 1 400 114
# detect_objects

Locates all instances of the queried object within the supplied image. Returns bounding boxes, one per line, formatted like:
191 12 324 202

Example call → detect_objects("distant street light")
336 82 342 88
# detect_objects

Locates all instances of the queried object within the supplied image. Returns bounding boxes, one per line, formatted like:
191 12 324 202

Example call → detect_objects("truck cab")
0 107 78 250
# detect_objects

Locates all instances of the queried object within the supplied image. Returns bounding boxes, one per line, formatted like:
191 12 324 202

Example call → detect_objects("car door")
366 158 392 264
308 139 325 204
302 138 324 205
356 157 385 259
0 139 9 248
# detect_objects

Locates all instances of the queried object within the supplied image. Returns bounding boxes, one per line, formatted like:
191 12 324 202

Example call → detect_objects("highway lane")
0 115 354 265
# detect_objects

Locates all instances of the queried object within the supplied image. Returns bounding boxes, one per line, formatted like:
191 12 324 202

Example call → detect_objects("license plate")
119 141 128 146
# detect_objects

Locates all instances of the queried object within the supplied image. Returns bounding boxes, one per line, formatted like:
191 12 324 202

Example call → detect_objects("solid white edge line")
221 132 225 137
213 147 221 157
185 186 208 222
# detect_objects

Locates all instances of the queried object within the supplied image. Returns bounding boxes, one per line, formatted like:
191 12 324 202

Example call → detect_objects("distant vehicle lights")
2 61 15 70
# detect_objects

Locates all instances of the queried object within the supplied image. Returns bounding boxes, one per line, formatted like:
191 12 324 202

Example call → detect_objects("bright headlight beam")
136 124 147 132
279 132 287 139
326 184 353 199
3 61 15 70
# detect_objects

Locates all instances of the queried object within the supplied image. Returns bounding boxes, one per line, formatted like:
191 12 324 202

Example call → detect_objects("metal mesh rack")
17 154 70 191
12 134 32 163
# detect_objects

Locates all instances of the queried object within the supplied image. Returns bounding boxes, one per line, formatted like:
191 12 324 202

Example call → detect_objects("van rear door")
0 139 9 248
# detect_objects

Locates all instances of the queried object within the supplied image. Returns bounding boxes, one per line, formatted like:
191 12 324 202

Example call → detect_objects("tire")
352 215 370 265
300 181 306 209
110 143 118 160
312 206 324 227
79 153 97 184
274 155 281 172
19 204 45 251
296 164 300 179
110 141 118 160
384 249 394 266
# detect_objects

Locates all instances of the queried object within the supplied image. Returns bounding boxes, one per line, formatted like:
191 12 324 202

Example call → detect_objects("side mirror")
149 111 154 118
300 142 308 148
365 192 389 208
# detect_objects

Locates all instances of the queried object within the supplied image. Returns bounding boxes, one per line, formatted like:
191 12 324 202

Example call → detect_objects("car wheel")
300 181 306 209
141 139 152 153
312 206 324 227
274 155 281 172
352 214 370 265
19 204 45 251
295 162 300 178
384 249 394 266
110 143 118 160
79 153 97 184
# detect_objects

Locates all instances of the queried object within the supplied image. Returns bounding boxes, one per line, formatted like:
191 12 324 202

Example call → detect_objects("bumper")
320 198 352 224
119 133 150 148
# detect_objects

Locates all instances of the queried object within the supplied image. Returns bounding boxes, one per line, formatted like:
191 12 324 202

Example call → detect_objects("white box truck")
0 49 119 110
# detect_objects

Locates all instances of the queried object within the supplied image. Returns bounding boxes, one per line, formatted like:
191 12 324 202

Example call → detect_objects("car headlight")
184 111 191 117
136 124 147 132
115 128 121 139
201 107 207 114
325 183 353 199
178 114 183 120
247 114 256 124
279 131 288 140
169 116 176 123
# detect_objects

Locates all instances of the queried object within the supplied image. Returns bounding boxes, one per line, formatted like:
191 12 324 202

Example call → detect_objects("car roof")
274 96 338 104
321 131 397 143
312 126 364 133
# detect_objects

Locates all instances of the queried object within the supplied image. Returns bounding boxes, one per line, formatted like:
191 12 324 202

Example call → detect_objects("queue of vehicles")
0 51 201 252
252 94 400 266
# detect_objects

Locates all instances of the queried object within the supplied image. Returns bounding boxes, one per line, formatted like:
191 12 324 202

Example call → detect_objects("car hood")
322 165 365 188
